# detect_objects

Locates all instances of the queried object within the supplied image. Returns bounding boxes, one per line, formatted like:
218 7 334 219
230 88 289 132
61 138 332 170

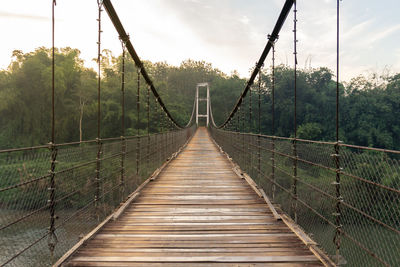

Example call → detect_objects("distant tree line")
0 47 399 150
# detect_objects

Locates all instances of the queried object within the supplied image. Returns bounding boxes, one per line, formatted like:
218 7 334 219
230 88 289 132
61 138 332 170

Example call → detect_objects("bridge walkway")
61 127 326 266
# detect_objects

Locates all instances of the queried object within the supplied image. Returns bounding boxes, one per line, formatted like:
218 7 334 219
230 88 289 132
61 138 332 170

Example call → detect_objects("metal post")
270 36 276 201
48 2 57 258
257 68 262 187
120 39 126 200
95 0 103 221
196 85 199 126
206 84 210 127
237 108 240 164
249 83 252 132
136 68 141 180
147 85 150 173
242 99 245 170
249 88 252 176
155 98 161 166
291 0 298 223
333 0 342 264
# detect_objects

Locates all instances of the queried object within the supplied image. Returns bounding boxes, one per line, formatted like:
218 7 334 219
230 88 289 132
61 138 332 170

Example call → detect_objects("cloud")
0 11 48 21
366 24 400 45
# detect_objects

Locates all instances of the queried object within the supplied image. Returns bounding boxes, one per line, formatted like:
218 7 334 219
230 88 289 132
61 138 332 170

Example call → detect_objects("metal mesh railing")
209 127 400 267
0 125 195 266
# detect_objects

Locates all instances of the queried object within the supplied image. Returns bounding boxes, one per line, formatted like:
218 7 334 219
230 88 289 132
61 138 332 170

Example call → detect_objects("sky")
0 0 399 81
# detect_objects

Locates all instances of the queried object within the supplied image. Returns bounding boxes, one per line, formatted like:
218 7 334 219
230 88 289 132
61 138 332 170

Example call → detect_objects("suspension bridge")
1 0 399 266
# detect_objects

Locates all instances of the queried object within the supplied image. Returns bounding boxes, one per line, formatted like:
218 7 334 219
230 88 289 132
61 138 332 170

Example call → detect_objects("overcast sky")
0 0 399 81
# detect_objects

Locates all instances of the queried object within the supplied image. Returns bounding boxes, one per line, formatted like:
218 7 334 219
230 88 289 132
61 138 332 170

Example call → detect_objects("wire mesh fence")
0 126 195 266
210 127 400 267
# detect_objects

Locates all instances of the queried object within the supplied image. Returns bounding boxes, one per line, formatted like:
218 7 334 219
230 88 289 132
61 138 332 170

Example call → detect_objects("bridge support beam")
196 83 210 127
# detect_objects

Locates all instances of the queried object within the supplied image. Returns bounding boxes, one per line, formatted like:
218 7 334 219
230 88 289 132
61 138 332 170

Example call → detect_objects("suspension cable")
215 0 294 128
102 0 191 129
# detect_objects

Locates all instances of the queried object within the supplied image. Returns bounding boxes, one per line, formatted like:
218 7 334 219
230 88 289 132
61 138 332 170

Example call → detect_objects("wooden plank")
54 214 114 267
112 192 139 221
259 189 282 221
66 262 323 267
68 255 320 263
61 128 328 266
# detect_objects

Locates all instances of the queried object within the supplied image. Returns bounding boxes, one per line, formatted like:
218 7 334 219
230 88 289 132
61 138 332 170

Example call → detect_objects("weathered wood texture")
63 128 325 266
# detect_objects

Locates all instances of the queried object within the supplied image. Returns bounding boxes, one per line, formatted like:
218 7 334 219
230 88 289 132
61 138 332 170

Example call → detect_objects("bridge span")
56 128 331 266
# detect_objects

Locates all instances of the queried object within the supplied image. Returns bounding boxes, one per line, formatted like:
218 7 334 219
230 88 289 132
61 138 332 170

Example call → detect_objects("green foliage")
0 47 399 152
297 123 323 140
0 48 245 148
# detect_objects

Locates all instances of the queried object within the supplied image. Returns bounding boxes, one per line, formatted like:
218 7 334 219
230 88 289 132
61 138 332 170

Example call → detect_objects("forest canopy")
0 47 399 150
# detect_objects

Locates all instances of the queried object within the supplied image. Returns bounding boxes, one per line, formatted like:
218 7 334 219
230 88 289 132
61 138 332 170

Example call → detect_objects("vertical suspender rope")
147 85 150 171
238 107 241 163
249 84 252 132
333 0 343 264
249 83 253 176
95 0 103 222
48 0 58 260
136 68 141 179
120 39 126 199
257 68 262 185
271 36 276 201
242 98 245 169
156 98 161 166
292 0 298 223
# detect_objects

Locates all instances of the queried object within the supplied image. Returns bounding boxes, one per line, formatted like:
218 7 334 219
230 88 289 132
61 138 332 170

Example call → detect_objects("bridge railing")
209 127 399 267
0 125 195 266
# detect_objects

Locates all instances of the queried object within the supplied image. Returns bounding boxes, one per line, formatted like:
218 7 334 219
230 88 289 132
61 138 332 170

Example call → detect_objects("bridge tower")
196 82 210 126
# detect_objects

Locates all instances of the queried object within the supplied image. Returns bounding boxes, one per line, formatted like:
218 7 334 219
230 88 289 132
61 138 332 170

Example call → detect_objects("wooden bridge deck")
61 128 327 266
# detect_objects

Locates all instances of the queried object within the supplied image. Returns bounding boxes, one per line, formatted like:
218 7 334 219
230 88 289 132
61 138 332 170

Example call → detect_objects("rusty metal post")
249 85 253 177
249 84 252 132
120 39 126 200
136 68 141 181
147 85 150 173
94 0 103 222
241 99 245 170
155 98 161 166
333 0 342 264
48 143 58 260
47 1 58 260
291 0 298 223
257 68 262 186
270 36 277 201
235 107 241 163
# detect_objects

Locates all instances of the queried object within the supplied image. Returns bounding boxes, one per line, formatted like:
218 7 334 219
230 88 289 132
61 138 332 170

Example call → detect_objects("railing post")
95 138 102 220
156 98 161 167
120 37 126 201
95 0 103 221
120 135 125 200
236 108 240 163
333 1 342 264
136 68 141 181
242 100 245 170
249 88 252 176
48 0 58 261
258 70 261 185
291 138 298 222
333 142 342 265
270 37 276 201
47 142 58 260
291 0 298 223
147 85 150 173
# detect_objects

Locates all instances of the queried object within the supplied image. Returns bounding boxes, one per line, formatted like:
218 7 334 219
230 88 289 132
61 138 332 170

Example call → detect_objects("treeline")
0 47 244 148
0 47 399 150
257 65 400 150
